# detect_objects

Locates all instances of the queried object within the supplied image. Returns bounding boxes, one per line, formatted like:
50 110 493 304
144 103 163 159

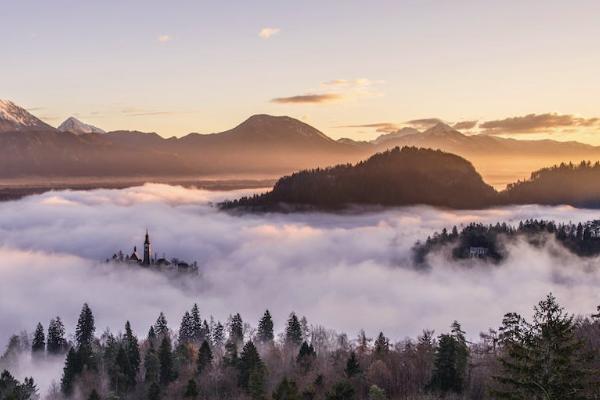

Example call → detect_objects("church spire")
143 229 152 266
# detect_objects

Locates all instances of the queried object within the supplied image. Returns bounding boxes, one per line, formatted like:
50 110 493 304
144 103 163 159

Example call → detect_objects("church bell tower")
143 229 152 266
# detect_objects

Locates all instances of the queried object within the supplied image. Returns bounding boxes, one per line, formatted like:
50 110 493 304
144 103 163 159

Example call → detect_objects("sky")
2 0 600 142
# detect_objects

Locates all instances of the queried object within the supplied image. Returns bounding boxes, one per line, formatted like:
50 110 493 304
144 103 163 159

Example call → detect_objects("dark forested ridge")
222 149 600 211
221 147 497 210
2 295 600 400
413 219 600 265
502 161 600 207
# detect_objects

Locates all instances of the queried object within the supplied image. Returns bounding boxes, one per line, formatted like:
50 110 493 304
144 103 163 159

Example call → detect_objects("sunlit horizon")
2 1 600 143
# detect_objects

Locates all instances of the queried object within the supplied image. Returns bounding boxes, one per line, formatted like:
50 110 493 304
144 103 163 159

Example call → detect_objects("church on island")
108 230 198 273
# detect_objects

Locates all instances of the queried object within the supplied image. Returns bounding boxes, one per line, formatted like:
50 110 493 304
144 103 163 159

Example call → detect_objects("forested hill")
221 147 498 210
502 161 600 207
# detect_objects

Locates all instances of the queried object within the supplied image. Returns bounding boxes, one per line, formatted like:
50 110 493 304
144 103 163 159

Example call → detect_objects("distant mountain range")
2 99 600 185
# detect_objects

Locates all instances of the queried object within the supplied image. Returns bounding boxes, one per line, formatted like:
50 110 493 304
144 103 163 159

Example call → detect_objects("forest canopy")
2 295 600 400
222 148 600 211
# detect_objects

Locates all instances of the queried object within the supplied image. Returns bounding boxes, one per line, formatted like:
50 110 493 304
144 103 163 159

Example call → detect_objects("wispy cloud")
157 34 172 43
271 93 342 104
335 122 400 133
272 78 383 106
258 27 280 39
405 118 444 130
480 113 600 135
453 120 478 130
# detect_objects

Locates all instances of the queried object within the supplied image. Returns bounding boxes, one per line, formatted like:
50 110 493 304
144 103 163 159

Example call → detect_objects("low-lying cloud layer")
2 184 600 389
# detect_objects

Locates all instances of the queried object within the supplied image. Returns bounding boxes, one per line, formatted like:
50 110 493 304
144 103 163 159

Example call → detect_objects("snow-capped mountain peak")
0 99 54 132
58 117 105 134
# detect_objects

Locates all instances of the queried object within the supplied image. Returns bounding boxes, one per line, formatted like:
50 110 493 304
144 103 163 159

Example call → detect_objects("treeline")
413 219 600 264
221 149 600 211
503 161 600 207
2 295 600 400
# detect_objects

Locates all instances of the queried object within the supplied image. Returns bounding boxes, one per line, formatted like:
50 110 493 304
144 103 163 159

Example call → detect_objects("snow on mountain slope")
58 117 105 134
0 99 54 132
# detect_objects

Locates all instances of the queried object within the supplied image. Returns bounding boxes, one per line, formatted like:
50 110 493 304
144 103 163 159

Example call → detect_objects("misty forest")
2 184 600 400
413 218 600 264
2 294 600 400
5 1 600 399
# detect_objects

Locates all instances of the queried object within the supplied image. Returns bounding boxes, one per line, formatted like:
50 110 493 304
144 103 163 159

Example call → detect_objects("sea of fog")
1 183 600 389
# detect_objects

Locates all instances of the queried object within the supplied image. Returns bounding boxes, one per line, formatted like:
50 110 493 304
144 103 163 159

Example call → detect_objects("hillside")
502 161 600 207
413 219 600 265
221 147 498 210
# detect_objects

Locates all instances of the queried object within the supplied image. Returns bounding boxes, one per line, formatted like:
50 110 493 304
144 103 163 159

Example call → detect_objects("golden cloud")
271 93 343 104
481 113 600 134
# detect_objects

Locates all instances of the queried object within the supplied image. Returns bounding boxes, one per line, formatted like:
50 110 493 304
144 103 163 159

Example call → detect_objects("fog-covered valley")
1 184 600 393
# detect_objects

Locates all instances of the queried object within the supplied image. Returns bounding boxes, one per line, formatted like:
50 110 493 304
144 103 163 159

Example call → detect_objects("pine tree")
0 370 38 400
75 303 95 348
143 347 160 383
213 321 225 348
197 340 213 375
32 322 45 354
229 313 244 345
179 311 194 343
158 336 175 385
374 332 389 356
154 312 169 337
248 365 267 399
201 320 210 343
114 345 131 393
124 321 140 385
184 379 199 399
238 341 263 390
257 310 274 344
61 348 82 395
345 352 361 377
429 322 469 395
47 317 67 354
494 294 591 399
147 326 157 343
223 339 238 367
296 342 316 372
285 313 303 347
273 377 301 400
190 304 202 342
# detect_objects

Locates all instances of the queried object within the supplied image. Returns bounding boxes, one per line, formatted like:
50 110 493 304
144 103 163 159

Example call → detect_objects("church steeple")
143 229 152 265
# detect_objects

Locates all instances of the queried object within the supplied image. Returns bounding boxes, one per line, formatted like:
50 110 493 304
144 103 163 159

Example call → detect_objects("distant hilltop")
413 219 600 265
221 147 600 211
108 230 198 273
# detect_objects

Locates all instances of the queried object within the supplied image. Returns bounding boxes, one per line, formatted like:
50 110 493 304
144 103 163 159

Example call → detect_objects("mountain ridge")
3 99 600 185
